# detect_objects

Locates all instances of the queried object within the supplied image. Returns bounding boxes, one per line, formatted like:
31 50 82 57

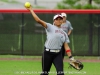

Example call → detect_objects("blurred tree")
89 0 92 4
94 0 100 4
56 0 100 9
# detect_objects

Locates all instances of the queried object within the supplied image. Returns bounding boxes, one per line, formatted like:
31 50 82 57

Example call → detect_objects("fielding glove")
68 56 84 70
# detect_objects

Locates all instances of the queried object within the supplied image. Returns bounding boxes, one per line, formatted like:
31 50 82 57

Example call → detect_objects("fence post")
21 13 24 55
98 14 100 56
88 14 93 55
34 0 37 5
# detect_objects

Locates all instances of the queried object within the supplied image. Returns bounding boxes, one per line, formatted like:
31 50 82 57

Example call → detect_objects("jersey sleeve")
65 33 70 43
67 21 73 30
45 23 53 31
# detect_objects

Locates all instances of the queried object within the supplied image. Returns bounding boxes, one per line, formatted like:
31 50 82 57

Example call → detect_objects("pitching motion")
24 2 31 8
24 2 84 74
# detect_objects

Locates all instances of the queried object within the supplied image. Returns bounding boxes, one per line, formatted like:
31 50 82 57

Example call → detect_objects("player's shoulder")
46 23 54 27
66 20 71 26
66 20 71 23
46 23 53 25
46 22 54 29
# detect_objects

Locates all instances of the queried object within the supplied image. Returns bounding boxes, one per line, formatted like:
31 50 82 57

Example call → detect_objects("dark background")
0 13 99 56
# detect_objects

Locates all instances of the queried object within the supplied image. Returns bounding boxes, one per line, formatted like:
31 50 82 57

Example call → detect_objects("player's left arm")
68 30 72 36
64 32 74 60
68 21 73 36
64 42 84 71
64 42 72 57
64 42 74 60
64 32 84 70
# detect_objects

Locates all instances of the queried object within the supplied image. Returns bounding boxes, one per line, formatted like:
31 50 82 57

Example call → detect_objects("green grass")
0 60 41 75
0 55 100 75
0 60 100 75
0 55 100 59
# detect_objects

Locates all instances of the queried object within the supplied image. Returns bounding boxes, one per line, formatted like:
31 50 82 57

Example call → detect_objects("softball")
25 2 31 8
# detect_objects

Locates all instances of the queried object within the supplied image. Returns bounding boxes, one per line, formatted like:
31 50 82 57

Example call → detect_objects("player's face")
63 16 66 22
54 18 63 27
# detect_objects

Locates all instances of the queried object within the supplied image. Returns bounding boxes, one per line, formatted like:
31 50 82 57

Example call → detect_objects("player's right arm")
26 6 47 28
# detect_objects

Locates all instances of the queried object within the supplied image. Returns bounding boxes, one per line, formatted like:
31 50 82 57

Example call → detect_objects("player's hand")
25 5 33 11
69 56 76 62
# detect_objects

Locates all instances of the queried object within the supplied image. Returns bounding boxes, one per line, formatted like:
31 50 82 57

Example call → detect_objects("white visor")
61 13 67 17
53 14 63 20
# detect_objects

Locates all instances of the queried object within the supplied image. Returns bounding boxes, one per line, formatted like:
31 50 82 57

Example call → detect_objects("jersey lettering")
55 30 66 36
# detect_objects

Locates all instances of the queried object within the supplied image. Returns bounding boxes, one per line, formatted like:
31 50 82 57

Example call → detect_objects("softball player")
25 6 75 75
61 13 73 59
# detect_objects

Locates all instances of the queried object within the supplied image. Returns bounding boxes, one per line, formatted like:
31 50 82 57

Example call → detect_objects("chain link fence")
0 11 100 56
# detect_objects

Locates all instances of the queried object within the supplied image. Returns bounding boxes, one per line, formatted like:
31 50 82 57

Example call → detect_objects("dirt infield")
0 56 100 62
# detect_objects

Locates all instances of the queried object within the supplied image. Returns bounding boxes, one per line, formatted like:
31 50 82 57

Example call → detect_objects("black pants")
61 44 65 59
40 48 64 75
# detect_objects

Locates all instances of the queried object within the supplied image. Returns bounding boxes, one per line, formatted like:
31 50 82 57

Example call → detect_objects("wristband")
66 50 71 53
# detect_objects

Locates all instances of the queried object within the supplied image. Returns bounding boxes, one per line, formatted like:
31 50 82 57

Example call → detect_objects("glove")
68 57 84 70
